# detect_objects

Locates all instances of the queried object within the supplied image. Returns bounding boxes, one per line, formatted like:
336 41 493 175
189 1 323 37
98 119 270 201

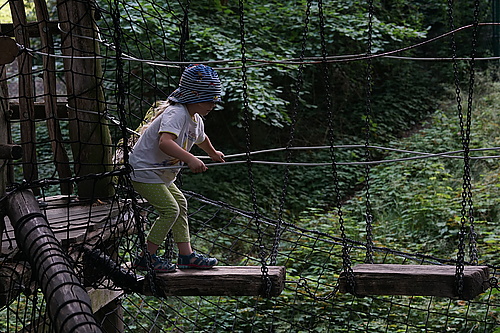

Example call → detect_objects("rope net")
0 0 499 332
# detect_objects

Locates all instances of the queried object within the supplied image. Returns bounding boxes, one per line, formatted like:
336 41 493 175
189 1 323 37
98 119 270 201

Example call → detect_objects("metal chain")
363 0 375 265
272 0 312 266
465 0 480 266
318 0 355 295
489 276 500 291
447 0 480 298
238 0 272 297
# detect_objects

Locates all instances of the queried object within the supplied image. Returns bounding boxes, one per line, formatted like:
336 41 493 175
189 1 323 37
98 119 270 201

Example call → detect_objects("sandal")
177 252 218 269
133 253 177 273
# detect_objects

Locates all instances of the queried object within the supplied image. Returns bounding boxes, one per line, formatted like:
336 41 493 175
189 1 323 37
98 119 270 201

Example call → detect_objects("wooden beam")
142 266 286 297
338 264 490 301
1 21 60 37
9 102 69 120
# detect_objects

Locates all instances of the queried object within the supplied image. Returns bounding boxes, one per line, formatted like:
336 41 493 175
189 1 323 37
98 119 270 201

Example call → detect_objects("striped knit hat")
168 64 222 104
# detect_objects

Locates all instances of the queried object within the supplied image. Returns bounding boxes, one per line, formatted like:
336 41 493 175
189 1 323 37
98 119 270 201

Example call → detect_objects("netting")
0 0 499 332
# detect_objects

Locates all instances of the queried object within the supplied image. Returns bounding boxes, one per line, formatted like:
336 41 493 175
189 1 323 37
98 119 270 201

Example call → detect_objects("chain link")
489 276 500 291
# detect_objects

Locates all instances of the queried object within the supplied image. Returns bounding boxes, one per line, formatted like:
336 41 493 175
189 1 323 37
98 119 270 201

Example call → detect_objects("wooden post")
34 0 73 195
9 0 39 191
56 0 115 199
5 190 102 332
93 297 125 333
0 63 11 252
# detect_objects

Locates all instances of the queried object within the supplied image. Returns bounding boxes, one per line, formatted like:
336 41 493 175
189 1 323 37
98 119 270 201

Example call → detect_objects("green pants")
132 181 190 245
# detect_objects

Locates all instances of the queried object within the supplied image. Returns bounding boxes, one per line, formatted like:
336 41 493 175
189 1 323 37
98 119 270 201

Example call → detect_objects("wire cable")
131 145 500 171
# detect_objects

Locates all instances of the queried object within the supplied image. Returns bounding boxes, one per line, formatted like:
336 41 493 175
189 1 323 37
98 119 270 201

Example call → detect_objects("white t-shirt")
129 103 206 185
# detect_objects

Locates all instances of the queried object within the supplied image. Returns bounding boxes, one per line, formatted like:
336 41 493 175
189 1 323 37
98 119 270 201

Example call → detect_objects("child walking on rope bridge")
130 64 225 272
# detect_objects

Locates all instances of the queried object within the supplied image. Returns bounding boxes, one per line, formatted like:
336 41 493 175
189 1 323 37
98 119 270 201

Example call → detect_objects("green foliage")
99 0 449 133
343 75 500 261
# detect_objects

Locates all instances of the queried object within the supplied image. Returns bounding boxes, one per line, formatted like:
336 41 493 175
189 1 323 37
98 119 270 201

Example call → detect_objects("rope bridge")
0 0 499 332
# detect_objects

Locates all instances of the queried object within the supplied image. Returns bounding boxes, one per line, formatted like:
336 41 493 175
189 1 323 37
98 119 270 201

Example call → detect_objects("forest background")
1 0 500 331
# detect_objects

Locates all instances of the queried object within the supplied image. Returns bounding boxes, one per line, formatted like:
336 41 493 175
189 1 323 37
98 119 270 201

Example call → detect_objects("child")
129 64 225 272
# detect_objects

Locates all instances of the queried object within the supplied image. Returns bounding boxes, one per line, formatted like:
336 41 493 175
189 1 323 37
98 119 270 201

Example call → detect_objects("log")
6 190 102 333
0 144 22 160
0 36 19 65
143 266 286 297
338 264 490 301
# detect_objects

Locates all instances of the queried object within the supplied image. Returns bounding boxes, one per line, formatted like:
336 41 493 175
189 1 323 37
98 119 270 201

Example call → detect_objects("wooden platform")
142 266 286 297
1 195 127 254
338 264 490 300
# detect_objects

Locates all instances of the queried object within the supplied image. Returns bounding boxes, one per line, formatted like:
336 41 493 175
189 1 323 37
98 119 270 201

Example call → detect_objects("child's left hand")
210 151 225 163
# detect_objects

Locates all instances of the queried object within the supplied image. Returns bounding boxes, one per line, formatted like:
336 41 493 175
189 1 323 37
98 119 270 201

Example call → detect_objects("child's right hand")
187 157 208 173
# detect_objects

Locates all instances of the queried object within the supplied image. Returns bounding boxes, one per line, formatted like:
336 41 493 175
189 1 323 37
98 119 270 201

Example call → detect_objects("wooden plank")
338 264 490 300
1 196 126 253
142 266 286 297
87 284 124 313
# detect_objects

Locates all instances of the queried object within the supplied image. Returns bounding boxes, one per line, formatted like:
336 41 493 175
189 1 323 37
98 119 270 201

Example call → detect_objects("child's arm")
197 136 225 163
158 132 207 173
